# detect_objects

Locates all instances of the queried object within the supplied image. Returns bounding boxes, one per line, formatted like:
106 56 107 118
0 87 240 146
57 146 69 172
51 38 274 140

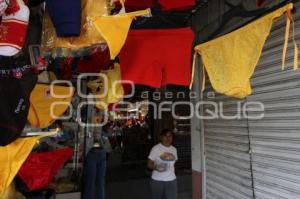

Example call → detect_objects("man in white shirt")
147 129 178 199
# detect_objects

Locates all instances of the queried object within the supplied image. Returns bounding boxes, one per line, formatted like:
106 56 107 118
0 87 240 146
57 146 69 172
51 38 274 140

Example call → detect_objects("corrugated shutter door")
203 2 300 199
203 92 254 199
248 1 300 198
247 3 300 199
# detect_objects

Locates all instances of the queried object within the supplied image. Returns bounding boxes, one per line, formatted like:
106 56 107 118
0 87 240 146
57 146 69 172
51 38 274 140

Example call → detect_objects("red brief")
119 28 194 88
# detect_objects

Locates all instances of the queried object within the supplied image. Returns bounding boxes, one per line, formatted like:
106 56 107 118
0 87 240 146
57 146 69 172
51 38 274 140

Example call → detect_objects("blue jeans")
150 179 178 199
83 147 107 199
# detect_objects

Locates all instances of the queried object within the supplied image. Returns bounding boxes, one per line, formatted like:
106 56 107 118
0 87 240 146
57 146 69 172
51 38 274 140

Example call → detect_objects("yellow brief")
0 131 57 196
87 63 124 109
41 0 108 51
28 84 75 128
191 3 298 98
92 9 151 59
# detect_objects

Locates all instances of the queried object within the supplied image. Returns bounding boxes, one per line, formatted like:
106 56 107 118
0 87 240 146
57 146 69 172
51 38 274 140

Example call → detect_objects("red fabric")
18 148 73 191
0 19 27 50
115 0 195 11
60 57 73 80
159 0 195 11
77 48 112 73
256 0 266 7
5 0 20 15
115 0 153 11
120 28 194 88
23 0 29 5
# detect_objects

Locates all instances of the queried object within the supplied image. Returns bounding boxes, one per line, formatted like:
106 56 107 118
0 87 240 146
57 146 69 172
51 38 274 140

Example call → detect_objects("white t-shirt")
148 143 178 181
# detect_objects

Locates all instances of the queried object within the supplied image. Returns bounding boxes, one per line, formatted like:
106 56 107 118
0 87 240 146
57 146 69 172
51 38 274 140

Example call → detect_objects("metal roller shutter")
203 91 254 199
248 1 300 198
203 2 300 198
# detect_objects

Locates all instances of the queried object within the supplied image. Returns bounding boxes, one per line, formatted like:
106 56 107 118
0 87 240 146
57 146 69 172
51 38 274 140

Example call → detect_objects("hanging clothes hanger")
22 128 60 137
206 0 296 42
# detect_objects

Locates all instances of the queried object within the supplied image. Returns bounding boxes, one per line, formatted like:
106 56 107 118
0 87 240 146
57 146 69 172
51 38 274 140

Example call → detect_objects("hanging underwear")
28 84 75 128
0 66 37 146
0 1 29 56
119 28 194 88
92 9 151 59
87 63 124 109
191 3 298 98
41 0 108 51
18 148 73 191
0 131 57 196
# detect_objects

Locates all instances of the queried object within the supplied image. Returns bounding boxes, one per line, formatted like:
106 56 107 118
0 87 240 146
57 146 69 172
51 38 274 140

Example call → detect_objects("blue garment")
45 0 81 37
83 147 107 199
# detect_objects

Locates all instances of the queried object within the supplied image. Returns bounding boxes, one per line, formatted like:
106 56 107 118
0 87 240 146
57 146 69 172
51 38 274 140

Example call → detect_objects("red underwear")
120 28 194 88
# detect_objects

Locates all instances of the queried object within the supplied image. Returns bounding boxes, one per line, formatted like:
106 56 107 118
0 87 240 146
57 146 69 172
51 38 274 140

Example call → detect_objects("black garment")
27 0 46 8
0 5 42 145
15 177 56 199
83 147 107 199
24 189 56 199
0 69 37 146
131 11 191 29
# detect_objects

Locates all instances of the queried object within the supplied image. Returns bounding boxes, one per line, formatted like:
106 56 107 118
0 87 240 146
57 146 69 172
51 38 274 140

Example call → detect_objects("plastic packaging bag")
41 0 109 55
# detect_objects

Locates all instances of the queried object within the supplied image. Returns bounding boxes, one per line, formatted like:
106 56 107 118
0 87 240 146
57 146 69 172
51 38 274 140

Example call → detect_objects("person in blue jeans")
83 146 107 199
147 129 178 199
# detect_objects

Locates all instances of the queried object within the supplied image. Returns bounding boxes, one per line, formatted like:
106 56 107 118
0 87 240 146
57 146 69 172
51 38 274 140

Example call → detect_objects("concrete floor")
105 151 192 199
106 174 192 199
56 151 192 199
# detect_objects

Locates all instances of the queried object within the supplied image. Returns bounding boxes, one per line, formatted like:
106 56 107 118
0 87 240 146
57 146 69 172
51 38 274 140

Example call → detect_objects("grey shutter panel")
248 1 300 198
203 91 254 199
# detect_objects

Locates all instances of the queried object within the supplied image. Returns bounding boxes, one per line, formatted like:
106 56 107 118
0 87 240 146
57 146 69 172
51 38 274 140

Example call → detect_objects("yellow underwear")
28 84 75 128
0 131 57 196
191 3 298 98
92 9 151 59
87 63 124 109
41 0 108 51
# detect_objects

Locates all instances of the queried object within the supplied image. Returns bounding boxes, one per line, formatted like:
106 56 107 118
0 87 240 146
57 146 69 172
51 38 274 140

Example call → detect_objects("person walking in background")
147 129 178 199
114 122 123 150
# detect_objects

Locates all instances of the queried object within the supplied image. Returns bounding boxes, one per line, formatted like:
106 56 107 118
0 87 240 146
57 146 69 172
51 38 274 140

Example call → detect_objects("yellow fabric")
48 72 58 82
0 183 25 199
192 3 297 98
37 71 57 84
28 84 75 128
41 0 108 51
0 131 57 196
87 63 124 109
92 9 151 59
283 9 298 70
